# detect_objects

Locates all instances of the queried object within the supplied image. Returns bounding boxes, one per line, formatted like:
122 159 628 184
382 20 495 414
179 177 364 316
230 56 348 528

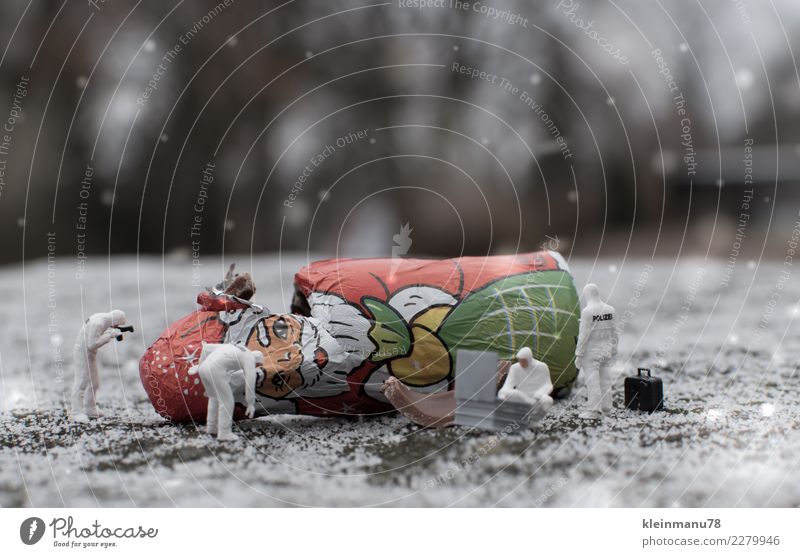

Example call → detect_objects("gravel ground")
1 254 799 507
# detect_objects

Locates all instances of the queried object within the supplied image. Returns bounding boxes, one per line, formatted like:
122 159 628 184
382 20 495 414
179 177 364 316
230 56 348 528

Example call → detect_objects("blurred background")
1 0 799 265
2 1 800 509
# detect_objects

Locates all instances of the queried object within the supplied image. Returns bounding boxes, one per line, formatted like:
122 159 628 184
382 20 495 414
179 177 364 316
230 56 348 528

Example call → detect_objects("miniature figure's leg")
71 353 91 422
71 365 87 415
208 369 237 441
83 383 96 418
599 360 613 412
199 365 219 435
535 394 554 415
525 394 553 424
206 398 219 435
84 355 101 418
581 360 603 418
586 365 600 409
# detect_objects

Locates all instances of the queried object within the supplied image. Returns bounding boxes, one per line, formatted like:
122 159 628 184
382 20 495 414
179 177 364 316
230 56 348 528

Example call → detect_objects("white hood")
109 309 127 327
583 283 601 304
516 347 534 367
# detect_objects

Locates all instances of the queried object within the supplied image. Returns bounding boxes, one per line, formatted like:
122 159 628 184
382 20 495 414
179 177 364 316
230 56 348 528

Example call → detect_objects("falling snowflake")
735 68 754 90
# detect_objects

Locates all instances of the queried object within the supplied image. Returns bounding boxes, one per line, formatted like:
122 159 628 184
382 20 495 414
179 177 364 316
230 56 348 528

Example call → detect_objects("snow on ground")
1 254 799 507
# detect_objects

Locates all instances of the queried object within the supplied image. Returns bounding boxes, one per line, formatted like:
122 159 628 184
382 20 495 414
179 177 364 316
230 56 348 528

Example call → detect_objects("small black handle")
637 368 651 377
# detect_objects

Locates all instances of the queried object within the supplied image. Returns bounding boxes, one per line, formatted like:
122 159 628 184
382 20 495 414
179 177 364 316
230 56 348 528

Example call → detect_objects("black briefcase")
624 368 664 412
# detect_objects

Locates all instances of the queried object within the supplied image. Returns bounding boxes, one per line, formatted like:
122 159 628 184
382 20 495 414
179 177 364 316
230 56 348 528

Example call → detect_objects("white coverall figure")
191 343 261 441
575 283 618 418
71 309 127 422
498 347 554 420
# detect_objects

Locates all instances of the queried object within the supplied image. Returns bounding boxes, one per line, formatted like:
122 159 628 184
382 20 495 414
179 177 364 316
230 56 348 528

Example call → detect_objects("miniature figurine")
71 309 129 422
190 343 262 441
575 283 618 418
453 350 532 431
498 347 554 419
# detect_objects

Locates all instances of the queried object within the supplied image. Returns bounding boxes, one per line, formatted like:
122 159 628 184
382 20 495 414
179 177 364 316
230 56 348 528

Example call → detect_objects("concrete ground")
1 255 798 507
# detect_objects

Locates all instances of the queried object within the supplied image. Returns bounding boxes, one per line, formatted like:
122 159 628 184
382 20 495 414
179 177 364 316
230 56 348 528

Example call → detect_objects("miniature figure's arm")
610 306 619 357
88 329 117 351
497 364 520 399
239 353 257 418
536 361 553 393
610 322 619 359
575 310 593 362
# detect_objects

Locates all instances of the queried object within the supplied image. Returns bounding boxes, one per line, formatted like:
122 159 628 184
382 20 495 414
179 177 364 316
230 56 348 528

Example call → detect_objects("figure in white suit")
190 343 261 441
575 284 618 418
498 347 554 420
71 310 127 422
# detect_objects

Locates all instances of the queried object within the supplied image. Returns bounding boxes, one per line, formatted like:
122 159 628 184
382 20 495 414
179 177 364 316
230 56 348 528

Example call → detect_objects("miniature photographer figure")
71 309 129 423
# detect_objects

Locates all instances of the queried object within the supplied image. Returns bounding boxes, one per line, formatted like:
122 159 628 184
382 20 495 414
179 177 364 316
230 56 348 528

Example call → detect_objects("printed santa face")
247 315 305 399
245 313 345 400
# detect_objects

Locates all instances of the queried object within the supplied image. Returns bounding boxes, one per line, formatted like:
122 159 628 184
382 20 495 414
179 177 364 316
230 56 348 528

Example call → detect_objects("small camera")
115 324 134 341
